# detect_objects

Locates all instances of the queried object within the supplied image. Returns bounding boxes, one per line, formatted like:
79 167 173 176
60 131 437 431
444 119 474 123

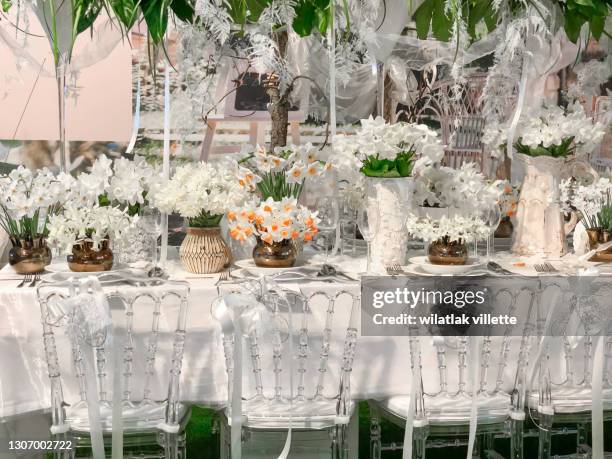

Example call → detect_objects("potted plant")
150 162 248 274
0 166 70 274
484 103 605 257
228 197 319 267
334 116 444 270
47 204 135 272
405 215 489 265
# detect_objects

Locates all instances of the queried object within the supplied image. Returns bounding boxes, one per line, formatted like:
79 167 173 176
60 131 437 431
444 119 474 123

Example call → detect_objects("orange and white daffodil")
305 161 322 177
235 163 262 192
286 162 306 184
228 197 320 245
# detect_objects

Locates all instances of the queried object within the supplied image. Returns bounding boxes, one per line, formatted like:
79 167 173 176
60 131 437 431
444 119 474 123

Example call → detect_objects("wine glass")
141 208 163 276
357 205 379 274
481 204 502 261
315 196 340 263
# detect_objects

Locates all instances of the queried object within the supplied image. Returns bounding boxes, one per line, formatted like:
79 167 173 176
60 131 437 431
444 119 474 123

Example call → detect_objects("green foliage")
597 192 612 231
188 210 224 228
293 0 331 36
412 0 611 44
1 0 11 12
360 151 415 178
514 136 576 158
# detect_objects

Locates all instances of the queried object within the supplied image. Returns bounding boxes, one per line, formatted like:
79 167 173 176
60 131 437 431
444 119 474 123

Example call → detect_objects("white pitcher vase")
512 154 582 257
365 177 413 271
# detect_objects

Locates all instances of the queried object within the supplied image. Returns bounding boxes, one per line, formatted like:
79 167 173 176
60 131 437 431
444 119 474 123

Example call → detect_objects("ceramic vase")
365 177 413 271
179 227 231 274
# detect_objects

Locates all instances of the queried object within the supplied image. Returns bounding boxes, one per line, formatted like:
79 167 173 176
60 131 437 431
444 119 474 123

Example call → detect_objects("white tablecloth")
0 250 596 420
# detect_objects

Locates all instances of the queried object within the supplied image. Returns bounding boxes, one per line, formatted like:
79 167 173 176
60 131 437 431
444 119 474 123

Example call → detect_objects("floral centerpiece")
0 166 71 273
235 143 332 200
334 116 444 269
151 162 249 274
484 103 605 256
406 215 489 265
228 197 320 267
47 204 134 272
560 177 612 259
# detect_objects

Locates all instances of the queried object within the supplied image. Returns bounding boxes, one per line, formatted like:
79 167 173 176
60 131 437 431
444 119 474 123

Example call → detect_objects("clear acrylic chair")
369 278 540 459
214 281 360 459
528 279 612 459
37 277 191 459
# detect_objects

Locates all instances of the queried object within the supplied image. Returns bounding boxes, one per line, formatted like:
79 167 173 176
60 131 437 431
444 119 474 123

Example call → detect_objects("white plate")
401 264 485 277
44 261 131 277
408 256 485 275
234 258 311 276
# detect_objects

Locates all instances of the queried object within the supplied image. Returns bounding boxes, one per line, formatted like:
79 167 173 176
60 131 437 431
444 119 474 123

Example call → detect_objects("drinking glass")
315 196 340 262
357 205 379 274
481 204 502 261
141 208 163 275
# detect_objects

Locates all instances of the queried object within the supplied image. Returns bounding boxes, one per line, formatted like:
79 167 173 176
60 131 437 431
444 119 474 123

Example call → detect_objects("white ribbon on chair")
56 277 122 459
213 293 266 459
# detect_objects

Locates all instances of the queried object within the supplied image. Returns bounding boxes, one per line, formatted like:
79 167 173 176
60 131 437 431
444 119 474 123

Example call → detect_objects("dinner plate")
234 258 312 276
43 262 133 280
401 264 485 277
408 256 485 275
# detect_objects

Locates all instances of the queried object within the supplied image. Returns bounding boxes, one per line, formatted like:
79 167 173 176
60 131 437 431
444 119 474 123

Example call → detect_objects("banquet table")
1 247 603 422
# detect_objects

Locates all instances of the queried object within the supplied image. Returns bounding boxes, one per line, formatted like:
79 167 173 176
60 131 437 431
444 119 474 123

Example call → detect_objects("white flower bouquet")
151 162 248 228
405 214 489 244
47 204 136 252
483 103 605 158
560 177 612 229
333 116 444 178
228 197 320 244
235 143 332 201
413 162 505 212
0 166 71 241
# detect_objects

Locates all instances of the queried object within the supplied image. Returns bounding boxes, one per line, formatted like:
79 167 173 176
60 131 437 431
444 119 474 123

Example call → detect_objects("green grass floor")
186 403 612 458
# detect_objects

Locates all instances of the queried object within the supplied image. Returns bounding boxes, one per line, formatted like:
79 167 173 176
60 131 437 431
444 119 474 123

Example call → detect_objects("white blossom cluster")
107 156 162 206
405 214 490 244
559 177 612 226
413 162 505 212
567 58 611 99
150 162 249 219
0 166 72 237
47 204 136 252
483 103 606 157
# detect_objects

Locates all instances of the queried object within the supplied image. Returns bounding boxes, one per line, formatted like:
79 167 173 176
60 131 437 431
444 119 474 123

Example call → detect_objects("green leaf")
413 0 434 39
431 0 452 41
564 12 585 43
483 8 498 32
170 0 194 23
292 0 317 36
466 0 490 39
110 0 140 29
590 14 605 38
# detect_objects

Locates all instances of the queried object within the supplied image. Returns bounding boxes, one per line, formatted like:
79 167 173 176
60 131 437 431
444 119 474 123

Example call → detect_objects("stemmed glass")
481 204 502 261
315 196 340 263
141 207 163 277
357 205 379 274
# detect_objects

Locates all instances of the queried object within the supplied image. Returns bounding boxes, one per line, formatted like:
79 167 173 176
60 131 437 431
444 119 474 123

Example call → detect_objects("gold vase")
8 236 52 274
67 240 114 272
494 218 514 238
179 227 231 274
253 238 297 268
428 237 468 265
586 228 612 262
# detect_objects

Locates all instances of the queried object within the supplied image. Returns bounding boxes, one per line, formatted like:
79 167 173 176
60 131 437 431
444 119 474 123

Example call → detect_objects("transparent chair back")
216 281 360 420
37 277 190 440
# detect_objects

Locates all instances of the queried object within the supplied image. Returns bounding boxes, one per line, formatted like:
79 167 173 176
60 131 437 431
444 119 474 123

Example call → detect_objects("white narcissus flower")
149 162 249 220
406 215 490 244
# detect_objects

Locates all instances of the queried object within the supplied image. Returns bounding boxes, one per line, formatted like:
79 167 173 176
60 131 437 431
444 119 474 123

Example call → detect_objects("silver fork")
17 274 31 288
215 271 230 286
29 273 41 287
385 264 405 276
543 262 559 273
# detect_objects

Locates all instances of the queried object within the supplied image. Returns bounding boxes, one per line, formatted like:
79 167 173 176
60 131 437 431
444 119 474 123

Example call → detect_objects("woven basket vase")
179 227 231 274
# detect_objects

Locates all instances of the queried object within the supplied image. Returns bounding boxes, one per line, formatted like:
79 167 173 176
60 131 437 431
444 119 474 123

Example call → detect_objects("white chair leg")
163 432 179 459
413 425 428 459
538 413 553 459
510 418 524 459
369 403 382 459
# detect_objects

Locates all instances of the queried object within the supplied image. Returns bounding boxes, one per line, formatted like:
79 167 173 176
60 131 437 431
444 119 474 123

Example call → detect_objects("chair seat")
66 401 189 433
381 392 511 425
228 397 355 430
529 386 612 414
